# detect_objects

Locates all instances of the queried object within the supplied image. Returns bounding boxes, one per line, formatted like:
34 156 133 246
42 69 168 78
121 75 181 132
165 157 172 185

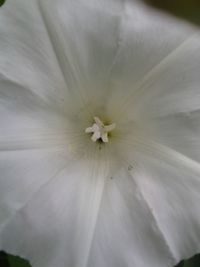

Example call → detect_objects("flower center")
85 116 116 143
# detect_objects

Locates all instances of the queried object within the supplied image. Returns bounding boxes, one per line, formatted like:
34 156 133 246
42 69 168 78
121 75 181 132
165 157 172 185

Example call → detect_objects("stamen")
85 116 116 143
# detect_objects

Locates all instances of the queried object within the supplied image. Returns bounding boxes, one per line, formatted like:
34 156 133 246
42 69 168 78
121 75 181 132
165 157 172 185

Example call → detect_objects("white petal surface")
0 78 71 230
132 149 200 262
105 0 194 122
38 0 124 106
150 110 200 162
133 34 200 119
0 159 109 267
0 79 67 137
0 0 68 110
0 148 68 231
87 168 177 267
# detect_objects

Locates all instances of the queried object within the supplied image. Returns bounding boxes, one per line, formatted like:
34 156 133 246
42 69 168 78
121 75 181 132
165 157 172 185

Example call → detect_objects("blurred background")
142 0 200 26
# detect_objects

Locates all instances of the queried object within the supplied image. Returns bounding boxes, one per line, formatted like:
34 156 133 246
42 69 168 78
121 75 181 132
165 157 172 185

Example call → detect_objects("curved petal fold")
0 159 108 267
0 148 68 231
150 110 200 162
87 168 177 267
106 0 194 122
0 0 68 109
38 0 124 107
132 150 200 262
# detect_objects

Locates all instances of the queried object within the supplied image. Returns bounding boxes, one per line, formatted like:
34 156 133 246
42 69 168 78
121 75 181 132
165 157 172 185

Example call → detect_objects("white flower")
0 0 200 267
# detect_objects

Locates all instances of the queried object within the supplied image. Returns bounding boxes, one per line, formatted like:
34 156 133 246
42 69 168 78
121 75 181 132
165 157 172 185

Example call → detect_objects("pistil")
85 116 116 143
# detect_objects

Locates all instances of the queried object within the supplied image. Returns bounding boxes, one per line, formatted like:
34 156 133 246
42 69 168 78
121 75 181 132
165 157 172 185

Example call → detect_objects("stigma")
85 116 116 143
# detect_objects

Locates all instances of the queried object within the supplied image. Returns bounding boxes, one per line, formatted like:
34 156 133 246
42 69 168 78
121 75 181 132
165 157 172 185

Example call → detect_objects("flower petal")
0 148 68 231
0 80 67 138
132 149 200 262
0 159 108 267
0 0 68 110
133 34 200 118
0 80 70 238
105 0 194 122
87 168 177 267
38 0 124 105
151 110 200 162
